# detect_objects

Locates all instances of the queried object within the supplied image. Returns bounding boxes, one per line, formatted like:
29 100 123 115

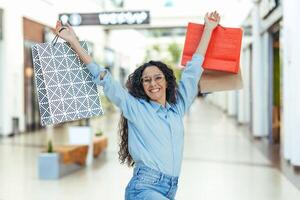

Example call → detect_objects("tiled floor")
0 98 300 200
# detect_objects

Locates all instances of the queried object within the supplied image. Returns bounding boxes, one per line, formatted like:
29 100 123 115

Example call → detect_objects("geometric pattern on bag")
32 41 103 126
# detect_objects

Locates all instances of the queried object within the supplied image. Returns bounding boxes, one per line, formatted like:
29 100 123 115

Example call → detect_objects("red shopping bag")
181 22 243 74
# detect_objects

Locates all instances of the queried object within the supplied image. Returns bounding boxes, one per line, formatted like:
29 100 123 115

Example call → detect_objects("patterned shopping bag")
31 40 103 126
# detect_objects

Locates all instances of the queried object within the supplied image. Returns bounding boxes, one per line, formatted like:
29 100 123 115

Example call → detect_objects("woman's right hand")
204 11 220 31
55 21 78 44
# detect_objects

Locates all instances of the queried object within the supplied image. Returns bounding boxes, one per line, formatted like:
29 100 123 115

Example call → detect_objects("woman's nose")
149 79 157 86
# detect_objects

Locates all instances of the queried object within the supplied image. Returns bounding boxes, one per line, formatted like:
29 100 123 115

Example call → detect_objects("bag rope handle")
51 27 66 46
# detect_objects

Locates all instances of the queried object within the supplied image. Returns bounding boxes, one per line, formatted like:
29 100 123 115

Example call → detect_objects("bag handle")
51 27 66 46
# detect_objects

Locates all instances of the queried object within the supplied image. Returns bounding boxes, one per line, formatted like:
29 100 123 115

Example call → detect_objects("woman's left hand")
204 11 220 30
55 21 78 44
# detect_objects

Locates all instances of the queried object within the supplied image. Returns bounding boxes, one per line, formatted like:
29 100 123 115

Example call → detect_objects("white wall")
0 1 25 135
0 6 4 134
282 0 300 166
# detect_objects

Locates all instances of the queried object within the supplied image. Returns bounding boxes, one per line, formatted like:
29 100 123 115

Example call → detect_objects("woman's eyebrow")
142 73 163 78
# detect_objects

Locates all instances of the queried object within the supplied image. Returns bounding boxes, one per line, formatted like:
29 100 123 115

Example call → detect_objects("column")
251 0 268 137
282 0 300 165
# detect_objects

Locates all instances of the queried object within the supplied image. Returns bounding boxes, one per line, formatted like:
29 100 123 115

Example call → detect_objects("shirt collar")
149 100 176 113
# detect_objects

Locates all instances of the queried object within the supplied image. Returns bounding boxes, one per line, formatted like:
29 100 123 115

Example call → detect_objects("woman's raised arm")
175 11 220 115
195 11 220 57
54 21 138 121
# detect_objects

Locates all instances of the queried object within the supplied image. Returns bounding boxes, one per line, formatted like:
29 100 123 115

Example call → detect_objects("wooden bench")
39 136 108 180
56 136 108 165
93 136 108 158
54 145 88 166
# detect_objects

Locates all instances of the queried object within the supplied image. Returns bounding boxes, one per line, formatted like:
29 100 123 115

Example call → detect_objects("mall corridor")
0 98 299 200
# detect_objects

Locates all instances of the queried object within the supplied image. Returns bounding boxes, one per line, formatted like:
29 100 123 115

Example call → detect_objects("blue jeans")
125 165 178 200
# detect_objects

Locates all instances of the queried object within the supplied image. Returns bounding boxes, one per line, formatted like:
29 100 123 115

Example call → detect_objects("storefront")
23 18 54 131
267 21 282 144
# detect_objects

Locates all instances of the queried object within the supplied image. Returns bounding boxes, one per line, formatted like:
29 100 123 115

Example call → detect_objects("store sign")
260 0 278 18
59 11 150 26
0 9 3 40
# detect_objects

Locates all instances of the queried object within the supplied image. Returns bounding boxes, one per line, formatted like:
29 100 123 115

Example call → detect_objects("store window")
268 22 282 144
23 17 49 131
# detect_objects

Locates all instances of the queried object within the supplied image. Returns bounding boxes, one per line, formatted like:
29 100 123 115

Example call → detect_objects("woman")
56 11 220 200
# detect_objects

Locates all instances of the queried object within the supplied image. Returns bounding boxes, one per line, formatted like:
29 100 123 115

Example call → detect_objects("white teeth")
150 89 159 93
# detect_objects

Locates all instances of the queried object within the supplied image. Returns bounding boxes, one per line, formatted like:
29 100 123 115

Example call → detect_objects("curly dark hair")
118 60 178 167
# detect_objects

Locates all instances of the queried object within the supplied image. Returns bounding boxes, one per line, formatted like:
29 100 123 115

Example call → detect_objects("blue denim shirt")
86 54 203 176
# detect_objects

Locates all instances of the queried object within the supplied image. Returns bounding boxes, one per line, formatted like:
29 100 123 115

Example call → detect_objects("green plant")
95 130 103 137
47 140 53 153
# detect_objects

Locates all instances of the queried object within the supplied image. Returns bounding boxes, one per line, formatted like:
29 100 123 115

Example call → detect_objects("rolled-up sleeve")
86 61 138 121
176 54 204 116
86 61 107 85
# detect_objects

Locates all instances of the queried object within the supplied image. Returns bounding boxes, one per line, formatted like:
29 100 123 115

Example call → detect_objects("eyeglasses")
141 74 165 85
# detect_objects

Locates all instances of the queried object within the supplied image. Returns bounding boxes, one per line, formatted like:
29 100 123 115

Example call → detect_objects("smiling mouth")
149 88 160 93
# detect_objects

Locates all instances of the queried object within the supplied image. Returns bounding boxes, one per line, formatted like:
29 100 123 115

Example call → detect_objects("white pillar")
0 3 25 136
282 0 300 166
238 44 251 124
227 91 237 117
251 1 268 137
0 8 4 134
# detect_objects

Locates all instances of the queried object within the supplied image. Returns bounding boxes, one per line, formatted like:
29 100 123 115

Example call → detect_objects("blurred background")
0 0 300 199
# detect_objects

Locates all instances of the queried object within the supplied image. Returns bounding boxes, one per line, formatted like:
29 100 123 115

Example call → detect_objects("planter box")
38 152 82 180
38 153 60 180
